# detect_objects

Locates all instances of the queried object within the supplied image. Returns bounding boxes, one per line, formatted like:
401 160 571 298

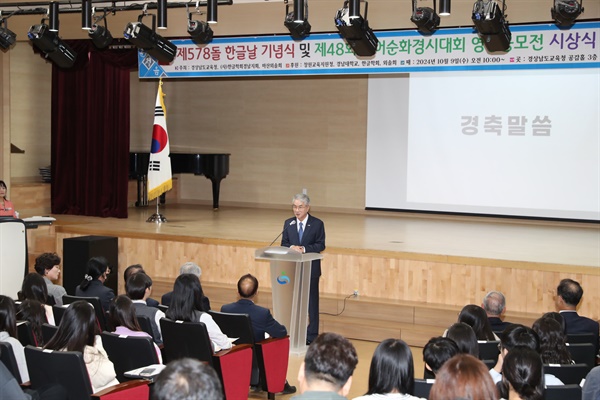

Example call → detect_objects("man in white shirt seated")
489 324 563 386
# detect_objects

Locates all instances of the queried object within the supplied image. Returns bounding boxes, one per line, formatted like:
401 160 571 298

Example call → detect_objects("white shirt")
199 312 232 352
489 368 564 386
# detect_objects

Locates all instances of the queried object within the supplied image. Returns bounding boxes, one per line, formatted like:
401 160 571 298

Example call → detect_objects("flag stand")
147 198 167 223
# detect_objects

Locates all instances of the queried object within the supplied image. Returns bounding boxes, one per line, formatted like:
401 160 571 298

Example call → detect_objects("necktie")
298 222 304 242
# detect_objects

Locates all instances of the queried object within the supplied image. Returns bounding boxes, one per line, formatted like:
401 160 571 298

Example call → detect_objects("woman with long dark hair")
0 295 29 382
447 322 479 358
109 295 162 363
45 301 119 392
499 347 545 400
75 257 115 312
353 338 422 400
165 274 231 352
532 316 572 364
457 304 498 341
16 299 48 347
18 272 56 324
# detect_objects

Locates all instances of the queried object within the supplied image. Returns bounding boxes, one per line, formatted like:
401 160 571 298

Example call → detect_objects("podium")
255 246 323 355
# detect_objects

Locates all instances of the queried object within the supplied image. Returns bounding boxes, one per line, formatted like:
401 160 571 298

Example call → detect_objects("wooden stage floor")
53 203 600 269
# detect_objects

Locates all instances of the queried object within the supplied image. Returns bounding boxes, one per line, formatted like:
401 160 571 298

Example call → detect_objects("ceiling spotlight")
439 0 451 16
158 0 167 29
411 0 441 35
472 0 511 52
49 1 59 32
89 24 113 49
284 0 311 40
188 20 213 44
124 14 177 63
334 0 379 57
551 0 583 28
0 19 17 50
28 22 77 68
207 0 218 24
89 8 113 49
186 3 214 44
82 0 92 30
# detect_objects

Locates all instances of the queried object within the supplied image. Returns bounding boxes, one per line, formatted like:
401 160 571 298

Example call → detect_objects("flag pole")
147 197 167 223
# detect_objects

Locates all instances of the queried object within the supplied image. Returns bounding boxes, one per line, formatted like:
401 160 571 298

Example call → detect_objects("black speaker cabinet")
63 236 118 296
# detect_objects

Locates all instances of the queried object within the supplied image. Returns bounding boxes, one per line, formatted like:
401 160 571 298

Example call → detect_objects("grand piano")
129 152 230 210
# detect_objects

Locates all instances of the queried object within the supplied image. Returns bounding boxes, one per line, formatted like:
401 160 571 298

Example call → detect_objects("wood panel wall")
55 230 600 321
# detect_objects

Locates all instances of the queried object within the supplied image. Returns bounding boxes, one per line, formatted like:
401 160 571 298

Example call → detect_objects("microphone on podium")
268 220 296 247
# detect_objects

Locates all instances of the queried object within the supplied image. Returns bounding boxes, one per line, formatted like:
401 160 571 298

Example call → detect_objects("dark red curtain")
50 40 137 218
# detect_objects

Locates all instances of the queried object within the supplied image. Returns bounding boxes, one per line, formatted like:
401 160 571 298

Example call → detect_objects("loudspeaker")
63 236 118 296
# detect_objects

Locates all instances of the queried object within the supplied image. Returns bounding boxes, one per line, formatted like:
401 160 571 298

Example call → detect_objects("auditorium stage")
46 204 600 344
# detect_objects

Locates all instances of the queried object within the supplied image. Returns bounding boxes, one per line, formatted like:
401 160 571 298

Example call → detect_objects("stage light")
28 23 77 68
0 19 17 50
188 20 213 44
124 14 177 63
284 0 311 40
207 0 218 24
551 0 583 28
439 0 451 16
411 0 440 35
49 1 59 32
334 0 378 57
82 0 92 30
89 24 113 49
472 0 511 52
158 0 167 29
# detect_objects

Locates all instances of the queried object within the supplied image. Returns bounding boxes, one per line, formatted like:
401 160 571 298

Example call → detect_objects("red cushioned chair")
209 311 290 399
24 346 149 400
160 317 253 400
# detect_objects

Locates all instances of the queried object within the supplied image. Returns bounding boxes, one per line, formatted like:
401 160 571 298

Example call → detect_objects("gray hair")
179 262 202 277
482 291 506 316
293 193 310 205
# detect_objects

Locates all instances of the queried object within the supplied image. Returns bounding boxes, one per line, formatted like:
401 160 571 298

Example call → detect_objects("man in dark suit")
482 290 513 333
281 193 326 345
555 278 600 354
221 274 296 394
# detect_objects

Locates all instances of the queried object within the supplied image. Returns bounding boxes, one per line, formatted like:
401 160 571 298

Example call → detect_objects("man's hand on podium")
290 245 305 253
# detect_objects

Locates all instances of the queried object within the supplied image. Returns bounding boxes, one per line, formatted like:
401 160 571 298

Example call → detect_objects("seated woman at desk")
0 180 17 218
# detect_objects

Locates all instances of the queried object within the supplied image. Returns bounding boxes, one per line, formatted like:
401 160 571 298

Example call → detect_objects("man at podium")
281 193 326 344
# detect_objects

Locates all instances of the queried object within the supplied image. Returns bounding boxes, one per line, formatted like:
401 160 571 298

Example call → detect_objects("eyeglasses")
292 205 307 210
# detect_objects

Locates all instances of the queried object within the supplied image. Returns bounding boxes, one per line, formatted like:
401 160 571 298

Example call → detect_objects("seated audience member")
456 304 498 341
423 337 460 377
165 274 230 352
353 338 424 400
126 273 165 345
123 264 159 307
109 295 162 363
19 273 55 324
221 273 296 394
490 324 563 386
75 257 115 313
295 332 358 399
151 358 223 400
555 278 600 354
161 262 210 310
221 273 287 341
531 316 572 365
17 299 48 346
0 295 29 383
44 301 119 393
498 347 544 400
34 253 67 306
483 291 513 333
583 366 600 400
446 322 479 358
429 354 499 400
